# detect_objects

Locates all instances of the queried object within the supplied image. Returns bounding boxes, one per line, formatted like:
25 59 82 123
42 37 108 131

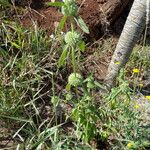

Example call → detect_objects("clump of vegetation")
0 1 150 150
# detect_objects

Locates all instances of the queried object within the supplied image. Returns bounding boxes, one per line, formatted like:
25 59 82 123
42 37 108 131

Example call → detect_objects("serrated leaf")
74 16 89 34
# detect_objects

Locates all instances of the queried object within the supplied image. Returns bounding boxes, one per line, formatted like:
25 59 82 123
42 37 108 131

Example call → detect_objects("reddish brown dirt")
19 0 132 39
78 0 103 38
20 6 62 35
20 0 102 36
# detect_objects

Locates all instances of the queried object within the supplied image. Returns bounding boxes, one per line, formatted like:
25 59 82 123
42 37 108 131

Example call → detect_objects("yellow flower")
133 68 140 73
127 141 135 149
139 83 144 87
134 104 140 109
145 95 150 101
115 61 120 65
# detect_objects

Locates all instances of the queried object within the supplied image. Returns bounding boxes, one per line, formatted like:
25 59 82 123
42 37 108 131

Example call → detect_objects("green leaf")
58 45 68 68
87 82 95 89
65 83 71 91
51 96 60 107
46 2 65 7
79 41 86 52
56 15 67 34
84 75 94 83
74 16 89 34
71 108 78 120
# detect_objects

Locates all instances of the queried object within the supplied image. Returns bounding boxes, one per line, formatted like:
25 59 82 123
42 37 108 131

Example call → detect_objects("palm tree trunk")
105 0 147 89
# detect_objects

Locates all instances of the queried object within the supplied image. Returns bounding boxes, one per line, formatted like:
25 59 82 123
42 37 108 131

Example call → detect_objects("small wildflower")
127 141 135 149
139 83 144 87
115 61 120 65
145 95 150 100
132 68 140 73
134 104 140 109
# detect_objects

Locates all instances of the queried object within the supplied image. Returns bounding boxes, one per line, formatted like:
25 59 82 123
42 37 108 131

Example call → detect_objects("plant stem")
71 46 76 73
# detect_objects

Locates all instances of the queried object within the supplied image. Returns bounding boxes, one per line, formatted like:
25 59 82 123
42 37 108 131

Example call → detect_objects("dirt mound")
20 6 62 35
79 0 132 37
19 0 132 38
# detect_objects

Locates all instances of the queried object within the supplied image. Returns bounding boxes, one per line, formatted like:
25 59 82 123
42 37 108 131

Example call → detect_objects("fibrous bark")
105 0 147 89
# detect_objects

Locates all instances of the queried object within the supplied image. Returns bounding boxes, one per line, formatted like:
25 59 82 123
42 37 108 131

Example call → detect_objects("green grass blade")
0 115 32 123
46 2 65 7
58 45 68 68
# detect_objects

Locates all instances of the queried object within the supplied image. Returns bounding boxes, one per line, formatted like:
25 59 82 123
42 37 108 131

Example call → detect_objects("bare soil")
19 0 132 39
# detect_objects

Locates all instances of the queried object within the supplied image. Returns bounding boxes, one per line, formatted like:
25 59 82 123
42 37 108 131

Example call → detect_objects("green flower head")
64 31 81 46
68 73 83 87
62 0 77 16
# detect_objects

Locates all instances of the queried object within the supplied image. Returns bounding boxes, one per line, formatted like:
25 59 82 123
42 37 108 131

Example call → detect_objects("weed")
47 0 87 72
47 0 89 34
0 1 150 150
